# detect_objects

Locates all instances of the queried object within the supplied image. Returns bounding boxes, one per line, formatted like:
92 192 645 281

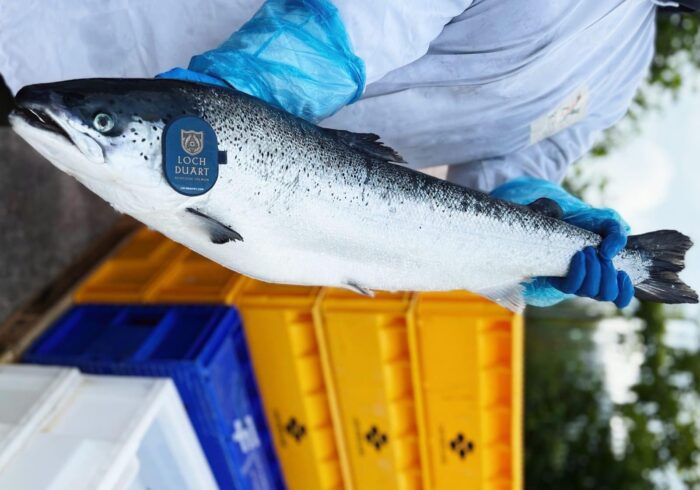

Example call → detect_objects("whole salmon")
10 79 697 311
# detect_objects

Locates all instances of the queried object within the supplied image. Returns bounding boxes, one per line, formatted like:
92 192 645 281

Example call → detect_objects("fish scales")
189 86 625 287
10 78 695 310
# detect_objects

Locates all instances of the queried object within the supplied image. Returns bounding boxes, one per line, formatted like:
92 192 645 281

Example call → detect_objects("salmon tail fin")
627 230 698 304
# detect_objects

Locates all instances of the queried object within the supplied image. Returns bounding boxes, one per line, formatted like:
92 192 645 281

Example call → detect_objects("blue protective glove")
157 0 365 123
490 177 635 308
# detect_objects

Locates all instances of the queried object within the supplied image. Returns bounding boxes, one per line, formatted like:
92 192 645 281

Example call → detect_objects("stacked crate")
24 305 284 490
27 228 523 490
0 365 217 489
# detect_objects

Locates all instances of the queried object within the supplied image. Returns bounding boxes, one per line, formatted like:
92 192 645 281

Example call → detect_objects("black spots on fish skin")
470 199 486 215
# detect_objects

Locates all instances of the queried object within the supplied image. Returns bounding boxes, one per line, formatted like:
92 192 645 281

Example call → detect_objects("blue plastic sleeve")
521 277 571 308
186 0 366 123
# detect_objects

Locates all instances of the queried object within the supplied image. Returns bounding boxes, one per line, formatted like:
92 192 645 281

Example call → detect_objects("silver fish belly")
158 89 629 293
9 79 696 311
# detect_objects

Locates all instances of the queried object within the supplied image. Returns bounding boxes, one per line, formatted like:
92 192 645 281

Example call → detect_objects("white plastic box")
0 364 217 490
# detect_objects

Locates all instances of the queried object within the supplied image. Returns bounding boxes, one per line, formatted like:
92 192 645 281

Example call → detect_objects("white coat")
0 0 657 190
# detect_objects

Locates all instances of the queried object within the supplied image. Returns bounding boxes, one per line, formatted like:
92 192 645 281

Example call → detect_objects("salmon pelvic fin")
477 282 526 313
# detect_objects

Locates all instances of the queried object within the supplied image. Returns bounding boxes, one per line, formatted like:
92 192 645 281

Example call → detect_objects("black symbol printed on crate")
285 417 306 442
449 433 475 460
365 425 388 451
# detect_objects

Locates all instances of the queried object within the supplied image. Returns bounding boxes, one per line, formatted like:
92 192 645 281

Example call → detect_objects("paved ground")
0 128 118 323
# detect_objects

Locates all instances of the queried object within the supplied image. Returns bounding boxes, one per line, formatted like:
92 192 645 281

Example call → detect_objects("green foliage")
525 302 700 489
616 302 700 488
525 317 629 489
652 12 700 92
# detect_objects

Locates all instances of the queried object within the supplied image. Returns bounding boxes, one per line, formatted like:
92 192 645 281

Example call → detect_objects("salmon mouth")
11 106 72 142
10 101 106 167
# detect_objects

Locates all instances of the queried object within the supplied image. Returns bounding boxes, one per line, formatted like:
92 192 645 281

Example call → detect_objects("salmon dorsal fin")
324 128 406 164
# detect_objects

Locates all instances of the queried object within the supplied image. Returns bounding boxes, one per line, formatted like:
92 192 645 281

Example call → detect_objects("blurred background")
526 10 700 490
1 10 700 490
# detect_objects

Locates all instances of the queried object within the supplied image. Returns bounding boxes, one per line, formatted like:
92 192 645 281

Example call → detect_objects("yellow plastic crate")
146 249 245 304
314 289 421 490
237 281 343 490
408 292 523 490
74 226 523 490
74 228 187 303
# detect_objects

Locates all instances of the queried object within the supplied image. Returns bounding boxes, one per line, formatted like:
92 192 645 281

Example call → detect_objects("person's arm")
446 124 595 193
331 0 473 84
159 0 473 121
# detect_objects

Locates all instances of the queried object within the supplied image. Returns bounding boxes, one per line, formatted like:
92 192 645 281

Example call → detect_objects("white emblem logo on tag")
181 129 204 156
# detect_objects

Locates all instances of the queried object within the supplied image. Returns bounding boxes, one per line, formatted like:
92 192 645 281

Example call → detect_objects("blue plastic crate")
24 304 285 490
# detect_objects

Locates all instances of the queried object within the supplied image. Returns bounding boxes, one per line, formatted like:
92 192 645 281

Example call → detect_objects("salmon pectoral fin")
185 207 243 244
476 282 526 313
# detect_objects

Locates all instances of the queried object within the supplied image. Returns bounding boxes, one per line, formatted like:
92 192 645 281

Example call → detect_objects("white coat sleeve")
445 124 598 192
331 0 474 84
0 0 263 94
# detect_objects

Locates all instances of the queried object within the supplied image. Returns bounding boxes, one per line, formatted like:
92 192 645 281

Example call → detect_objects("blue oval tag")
163 116 219 196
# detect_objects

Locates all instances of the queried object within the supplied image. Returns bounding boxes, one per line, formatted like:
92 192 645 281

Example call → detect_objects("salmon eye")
93 112 114 133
